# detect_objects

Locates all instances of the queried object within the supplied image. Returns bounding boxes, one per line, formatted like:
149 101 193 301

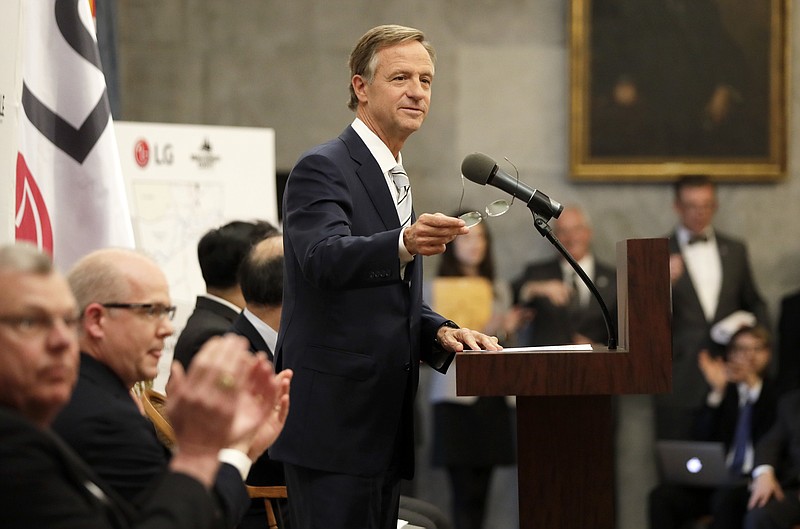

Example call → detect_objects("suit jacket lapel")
340 127 400 231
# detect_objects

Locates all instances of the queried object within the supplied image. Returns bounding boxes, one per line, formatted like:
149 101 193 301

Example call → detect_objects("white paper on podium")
470 344 594 353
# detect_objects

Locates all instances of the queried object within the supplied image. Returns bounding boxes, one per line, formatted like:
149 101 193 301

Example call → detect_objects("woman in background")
428 219 517 529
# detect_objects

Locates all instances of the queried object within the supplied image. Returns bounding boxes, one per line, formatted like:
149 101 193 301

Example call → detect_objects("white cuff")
398 228 414 263
218 448 253 481
751 464 774 479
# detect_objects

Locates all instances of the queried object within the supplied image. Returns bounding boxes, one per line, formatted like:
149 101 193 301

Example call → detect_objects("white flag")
16 0 133 269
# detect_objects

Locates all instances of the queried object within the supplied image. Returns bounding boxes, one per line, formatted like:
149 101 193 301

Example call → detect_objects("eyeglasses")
457 157 519 228
730 344 768 355
0 313 80 337
102 303 177 321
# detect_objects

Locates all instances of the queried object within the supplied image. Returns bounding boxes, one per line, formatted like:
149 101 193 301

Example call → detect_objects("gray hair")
0 243 53 275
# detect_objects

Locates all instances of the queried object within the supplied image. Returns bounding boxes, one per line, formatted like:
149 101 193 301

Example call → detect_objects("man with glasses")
649 324 778 529
0 243 291 528
661 175 769 441
52 248 288 528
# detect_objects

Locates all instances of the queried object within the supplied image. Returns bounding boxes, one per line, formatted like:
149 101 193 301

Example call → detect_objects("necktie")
729 398 753 475
390 165 412 228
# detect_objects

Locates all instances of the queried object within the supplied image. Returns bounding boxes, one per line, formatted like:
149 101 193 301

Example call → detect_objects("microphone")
461 152 563 220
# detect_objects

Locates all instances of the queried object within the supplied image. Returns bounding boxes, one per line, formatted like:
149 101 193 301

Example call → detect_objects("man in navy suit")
271 24 500 529
659 175 769 441
0 242 289 529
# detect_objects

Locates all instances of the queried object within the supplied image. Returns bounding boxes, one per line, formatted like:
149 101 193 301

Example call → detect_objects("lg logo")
134 139 174 168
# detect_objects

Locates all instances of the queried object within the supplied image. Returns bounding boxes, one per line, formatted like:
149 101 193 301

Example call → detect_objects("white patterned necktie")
390 165 413 228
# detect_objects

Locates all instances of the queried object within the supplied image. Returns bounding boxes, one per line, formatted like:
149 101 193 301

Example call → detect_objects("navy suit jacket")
52 354 249 528
174 296 239 369
693 379 778 455
271 125 453 479
665 231 769 410
0 406 215 529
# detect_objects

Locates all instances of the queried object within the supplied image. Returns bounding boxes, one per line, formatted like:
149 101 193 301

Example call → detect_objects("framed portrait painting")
569 0 788 181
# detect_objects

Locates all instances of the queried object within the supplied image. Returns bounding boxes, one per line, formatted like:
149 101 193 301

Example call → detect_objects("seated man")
745 388 800 528
51 247 291 528
0 242 289 529
174 220 277 368
648 325 778 529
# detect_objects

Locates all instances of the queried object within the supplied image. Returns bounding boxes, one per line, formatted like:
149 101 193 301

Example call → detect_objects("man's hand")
436 325 502 353
166 334 254 487
227 353 293 460
403 213 468 256
669 253 684 284
520 279 572 306
698 349 728 394
748 470 783 509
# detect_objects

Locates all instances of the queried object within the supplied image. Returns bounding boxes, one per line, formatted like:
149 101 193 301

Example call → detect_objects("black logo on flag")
21 0 111 164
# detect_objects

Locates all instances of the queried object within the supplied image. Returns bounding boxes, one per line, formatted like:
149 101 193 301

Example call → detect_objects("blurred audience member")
174 220 277 369
649 325 778 529
511 204 616 347
776 289 800 395
661 175 768 441
428 220 516 529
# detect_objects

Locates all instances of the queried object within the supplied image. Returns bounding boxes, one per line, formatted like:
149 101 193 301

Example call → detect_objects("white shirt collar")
242 308 278 354
202 293 242 312
351 118 401 174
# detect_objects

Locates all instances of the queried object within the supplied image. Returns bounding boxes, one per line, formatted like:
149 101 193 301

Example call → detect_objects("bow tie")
688 233 709 245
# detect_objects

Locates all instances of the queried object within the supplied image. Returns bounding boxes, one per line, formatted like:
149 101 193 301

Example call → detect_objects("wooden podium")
456 238 672 529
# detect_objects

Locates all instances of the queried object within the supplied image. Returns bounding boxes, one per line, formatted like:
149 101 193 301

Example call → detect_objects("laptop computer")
655 440 735 487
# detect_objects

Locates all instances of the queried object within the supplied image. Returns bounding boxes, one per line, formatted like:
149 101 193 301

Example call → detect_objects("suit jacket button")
404 362 411 371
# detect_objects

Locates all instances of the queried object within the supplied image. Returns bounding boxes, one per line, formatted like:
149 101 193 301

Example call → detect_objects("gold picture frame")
569 0 788 182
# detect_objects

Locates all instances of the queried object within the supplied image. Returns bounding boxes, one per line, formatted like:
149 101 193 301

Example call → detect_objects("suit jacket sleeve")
0 408 217 529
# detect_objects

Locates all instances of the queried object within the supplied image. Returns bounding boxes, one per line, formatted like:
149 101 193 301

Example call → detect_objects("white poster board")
115 121 277 390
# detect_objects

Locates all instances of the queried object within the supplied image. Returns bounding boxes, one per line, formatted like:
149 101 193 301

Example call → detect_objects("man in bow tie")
658 175 769 442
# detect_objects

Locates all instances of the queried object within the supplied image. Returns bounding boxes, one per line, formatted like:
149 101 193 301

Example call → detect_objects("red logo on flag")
15 153 54 256
134 139 150 168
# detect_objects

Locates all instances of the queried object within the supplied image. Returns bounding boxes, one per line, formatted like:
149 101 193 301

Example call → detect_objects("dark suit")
52 354 249 528
511 257 617 346
649 380 778 529
659 231 768 440
174 296 239 369
230 312 272 360
777 291 800 395
744 390 800 528
0 406 215 529
272 125 453 528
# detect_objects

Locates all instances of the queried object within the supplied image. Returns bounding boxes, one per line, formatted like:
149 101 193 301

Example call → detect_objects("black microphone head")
461 152 497 186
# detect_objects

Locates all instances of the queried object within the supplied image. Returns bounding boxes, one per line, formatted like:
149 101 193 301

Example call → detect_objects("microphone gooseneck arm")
532 212 618 350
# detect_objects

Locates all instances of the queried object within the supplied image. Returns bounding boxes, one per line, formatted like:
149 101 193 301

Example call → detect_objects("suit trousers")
284 462 401 529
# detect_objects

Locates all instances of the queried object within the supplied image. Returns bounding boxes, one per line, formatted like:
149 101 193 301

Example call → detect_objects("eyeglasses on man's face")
457 156 518 228
101 303 177 321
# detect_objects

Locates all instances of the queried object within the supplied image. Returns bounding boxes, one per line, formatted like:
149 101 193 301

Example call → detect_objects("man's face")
98 261 174 388
727 332 770 382
0 270 79 424
354 40 433 150
555 208 592 261
674 184 717 234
